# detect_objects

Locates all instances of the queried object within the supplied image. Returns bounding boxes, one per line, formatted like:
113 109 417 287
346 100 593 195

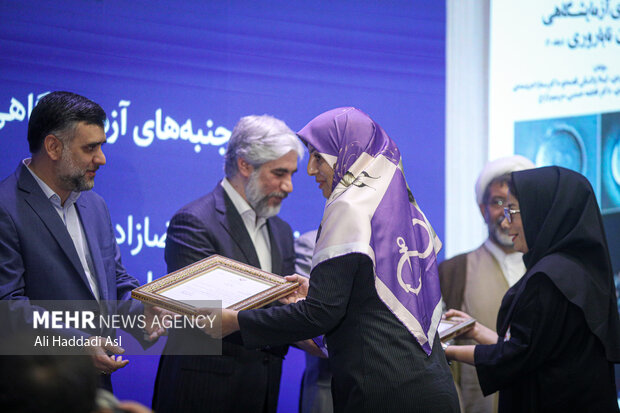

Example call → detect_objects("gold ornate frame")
132 254 298 316
439 317 476 343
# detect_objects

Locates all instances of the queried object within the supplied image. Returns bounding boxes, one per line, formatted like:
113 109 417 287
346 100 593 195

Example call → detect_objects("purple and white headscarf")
298 107 443 355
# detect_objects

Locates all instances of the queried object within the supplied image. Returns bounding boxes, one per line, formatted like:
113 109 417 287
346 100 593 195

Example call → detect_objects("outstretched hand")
443 308 498 344
443 308 473 321
143 304 175 341
279 274 309 304
86 336 129 374
196 308 239 339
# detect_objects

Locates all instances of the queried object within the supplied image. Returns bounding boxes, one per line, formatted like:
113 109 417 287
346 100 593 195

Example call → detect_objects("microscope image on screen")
514 111 620 215
601 112 620 214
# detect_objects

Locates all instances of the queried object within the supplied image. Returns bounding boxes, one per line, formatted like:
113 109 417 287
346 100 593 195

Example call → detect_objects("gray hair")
224 114 305 178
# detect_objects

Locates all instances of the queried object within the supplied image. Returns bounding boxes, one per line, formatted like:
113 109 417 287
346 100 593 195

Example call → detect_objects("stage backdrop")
0 1 446 410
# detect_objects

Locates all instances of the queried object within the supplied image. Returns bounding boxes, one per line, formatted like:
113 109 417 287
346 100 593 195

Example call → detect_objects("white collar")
484 238 523 264
484 238 525 286
220 178 265 227
484 238 509 262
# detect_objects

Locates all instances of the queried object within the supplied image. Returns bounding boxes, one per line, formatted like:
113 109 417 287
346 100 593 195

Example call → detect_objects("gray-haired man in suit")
153 114 305 413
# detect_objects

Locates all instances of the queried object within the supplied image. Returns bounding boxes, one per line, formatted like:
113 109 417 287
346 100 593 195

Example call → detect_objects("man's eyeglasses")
487 198 506 208
503 207 520 224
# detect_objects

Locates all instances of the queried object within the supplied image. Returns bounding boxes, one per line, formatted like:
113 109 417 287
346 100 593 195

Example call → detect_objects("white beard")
489 216 513 247
493 226 514 247
245 171 284 218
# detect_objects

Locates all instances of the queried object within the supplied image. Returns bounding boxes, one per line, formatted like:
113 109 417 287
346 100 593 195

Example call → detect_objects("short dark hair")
27 91 106 153
482 172 513 205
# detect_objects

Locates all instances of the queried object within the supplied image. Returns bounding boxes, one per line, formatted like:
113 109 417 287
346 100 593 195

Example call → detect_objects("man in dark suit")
0 91 162 389
152 114 304 413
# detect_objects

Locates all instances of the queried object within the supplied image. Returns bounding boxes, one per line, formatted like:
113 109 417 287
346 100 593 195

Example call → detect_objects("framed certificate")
439 317 476 343
132 254 299 316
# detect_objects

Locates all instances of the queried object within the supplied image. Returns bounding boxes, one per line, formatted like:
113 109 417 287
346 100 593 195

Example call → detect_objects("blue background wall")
0 1 446 409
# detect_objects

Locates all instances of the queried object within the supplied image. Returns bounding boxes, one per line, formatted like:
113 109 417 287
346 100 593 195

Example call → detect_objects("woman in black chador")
445 166 620 412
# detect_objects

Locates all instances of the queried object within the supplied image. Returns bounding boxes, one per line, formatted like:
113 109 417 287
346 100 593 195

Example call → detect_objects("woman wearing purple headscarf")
210 108 459 412
445 166 620 412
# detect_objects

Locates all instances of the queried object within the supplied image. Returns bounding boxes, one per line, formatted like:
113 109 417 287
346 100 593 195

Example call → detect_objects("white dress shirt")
220 178 272 272
484 238 526 287
23 159 101 301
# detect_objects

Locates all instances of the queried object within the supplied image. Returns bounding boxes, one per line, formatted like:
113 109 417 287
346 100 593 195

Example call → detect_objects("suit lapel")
75 198 108 300
213 184 261 268
17 165 95 297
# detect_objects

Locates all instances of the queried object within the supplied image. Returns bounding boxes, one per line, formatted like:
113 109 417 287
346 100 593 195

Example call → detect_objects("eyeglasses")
503 207 520 224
